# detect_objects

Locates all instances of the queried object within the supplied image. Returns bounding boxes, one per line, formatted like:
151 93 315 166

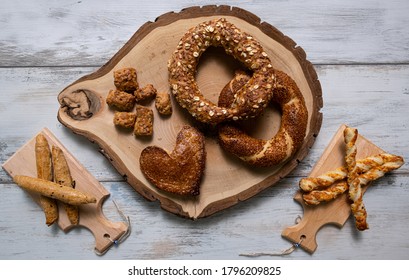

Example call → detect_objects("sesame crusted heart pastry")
139 125 206 196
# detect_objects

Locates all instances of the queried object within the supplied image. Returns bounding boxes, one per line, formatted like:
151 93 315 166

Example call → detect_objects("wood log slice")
57 5 323 219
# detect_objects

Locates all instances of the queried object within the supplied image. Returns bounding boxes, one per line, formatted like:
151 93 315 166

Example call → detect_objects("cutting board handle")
59 196 130 255
282 192 351 254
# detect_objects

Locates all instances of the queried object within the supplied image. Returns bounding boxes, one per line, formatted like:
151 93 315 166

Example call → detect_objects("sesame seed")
206 25 214 32
209 110 215 116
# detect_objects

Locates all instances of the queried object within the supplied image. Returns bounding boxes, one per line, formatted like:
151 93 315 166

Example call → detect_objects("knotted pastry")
217 69 308 167
168 18 276 124
139 125 206 196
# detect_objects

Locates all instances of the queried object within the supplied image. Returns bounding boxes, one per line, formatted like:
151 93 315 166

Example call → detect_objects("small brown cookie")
139 125 206 196
113 111 136 128
114 67 139 93
133 105 153 136
134 84 157 102
106 89 136 111
155 92 172 115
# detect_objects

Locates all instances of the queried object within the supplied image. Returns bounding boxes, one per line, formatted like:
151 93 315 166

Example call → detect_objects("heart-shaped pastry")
139 125 206 196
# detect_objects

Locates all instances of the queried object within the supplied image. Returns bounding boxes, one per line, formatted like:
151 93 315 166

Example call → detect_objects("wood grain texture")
1 0 409 259
56 6 323 219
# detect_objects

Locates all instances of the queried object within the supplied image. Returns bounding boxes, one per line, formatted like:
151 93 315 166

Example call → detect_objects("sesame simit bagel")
168 18 276 125
217 69 308 167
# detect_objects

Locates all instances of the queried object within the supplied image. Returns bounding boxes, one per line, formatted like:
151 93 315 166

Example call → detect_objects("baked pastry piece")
106 89 136 111
344 127 369 231
155 91 172 115
113 111 136 128
139 125 206 196
35 134 58 226
113 67 139 93
133 105 153 136
134 84 157 102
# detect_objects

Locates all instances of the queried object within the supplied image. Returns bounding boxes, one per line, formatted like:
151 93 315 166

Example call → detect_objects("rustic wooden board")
57 6 323 219
2 128 129 255
282 124 385 253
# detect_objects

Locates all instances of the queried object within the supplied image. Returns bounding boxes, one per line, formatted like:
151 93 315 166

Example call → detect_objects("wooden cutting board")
57 5 323 219
2 128 129 255
282 124 384 253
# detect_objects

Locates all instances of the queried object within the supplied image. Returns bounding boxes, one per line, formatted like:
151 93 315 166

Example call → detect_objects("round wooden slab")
57 5 323 219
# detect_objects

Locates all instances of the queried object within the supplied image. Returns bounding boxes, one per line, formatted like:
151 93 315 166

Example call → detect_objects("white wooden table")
1 0 408 260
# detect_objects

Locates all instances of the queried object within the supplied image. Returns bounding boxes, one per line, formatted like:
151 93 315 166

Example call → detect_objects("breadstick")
52 146 79 225
13 175 96 205
344 127 369 230
299 166 347 192
35 134 58 226
303 181 348 205
356 160 404 186
299 153 402 192
344 126 359 180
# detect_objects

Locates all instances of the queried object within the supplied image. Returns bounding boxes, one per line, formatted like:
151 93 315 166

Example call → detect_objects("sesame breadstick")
14 175 96 206
35 134 58 226
52 146 79 225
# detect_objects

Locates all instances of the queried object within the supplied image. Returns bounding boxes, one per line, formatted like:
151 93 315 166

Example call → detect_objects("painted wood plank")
1 0 408 66
1 173 408 259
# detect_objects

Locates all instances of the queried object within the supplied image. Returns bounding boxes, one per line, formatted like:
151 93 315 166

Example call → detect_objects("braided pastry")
356 160 404 184
299 153 403 192
168 18 276 124
344 127 369 230
303 181 348 205
217 69 308 167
